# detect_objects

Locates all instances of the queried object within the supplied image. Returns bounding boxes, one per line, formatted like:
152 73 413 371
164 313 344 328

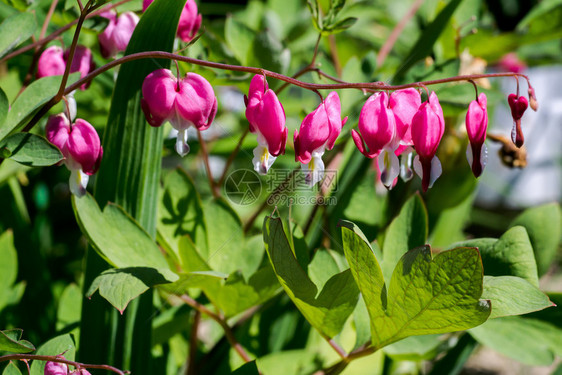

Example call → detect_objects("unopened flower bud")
98 11 139 58
528 87 538 111
44 359 68 375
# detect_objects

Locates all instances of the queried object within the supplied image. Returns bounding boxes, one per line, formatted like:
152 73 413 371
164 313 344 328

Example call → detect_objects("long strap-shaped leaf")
79 1 186 373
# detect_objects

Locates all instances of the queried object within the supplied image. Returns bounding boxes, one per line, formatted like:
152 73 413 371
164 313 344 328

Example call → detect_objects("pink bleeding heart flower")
143 0 201 43
411 91 445 192
497 53 526 74
44 360 68 375
244 74 287 174
465 93 488 178
389 88 421 146
46 114 103 196
98 11 139 58
294 91 347 186
352 91 401 187
508 93 528 148
37 45 95 90
71 370 91 375
141 69 217 156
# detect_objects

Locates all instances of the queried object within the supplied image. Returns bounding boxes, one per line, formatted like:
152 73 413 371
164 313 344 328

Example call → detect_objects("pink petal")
142 69 177 126
175 72 216 130
357 92 395 155
37 46 66 78
389 88 421 144
68 119 102 175
45 114 71 156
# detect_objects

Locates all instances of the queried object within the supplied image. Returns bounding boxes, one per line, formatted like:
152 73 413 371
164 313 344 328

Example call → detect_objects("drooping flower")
497 53 526 73
465 93 488 178
244 74 287 175
71 370 91 375
508 93 528 148
141 68 217 156
46 114 103 196
143 0 202 43
411 91 445 192
98 11 139 58
37 45 95 90
294 92 347 186
352 90 420 188
44 360 68 375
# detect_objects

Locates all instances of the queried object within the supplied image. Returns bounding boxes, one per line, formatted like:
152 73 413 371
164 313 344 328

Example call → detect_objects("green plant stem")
0 354 127 374
180 295 252 363
55 0 93 101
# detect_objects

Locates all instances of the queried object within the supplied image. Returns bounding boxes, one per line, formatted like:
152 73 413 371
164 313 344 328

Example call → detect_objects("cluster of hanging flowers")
35 0 535 196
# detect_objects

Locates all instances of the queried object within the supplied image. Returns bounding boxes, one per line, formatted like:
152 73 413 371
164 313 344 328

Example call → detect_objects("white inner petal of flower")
302 150 325 187
400 147 414 182
69 168 89 197
175 129 190 157
413 155 442 189
378 147 400 188
66 90 77 122
253 144 276 175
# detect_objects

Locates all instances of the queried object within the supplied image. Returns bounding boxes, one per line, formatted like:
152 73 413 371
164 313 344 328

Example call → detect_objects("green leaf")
382 194 428 282
203 198 248 275
256 349 319 375
0 87 8 128
225 16 256 65
0 133 63 166
341 221 490 350
0 230 18 310
470 317 562 366
509 203 561 276
232 360 260 375
263 216 359 338
87 267 178 314
0 329 34 353
157 168 207 264
72 193 173 274
452 226 539 287
482 276 553 319
322 17 357 34
393 0 463 82
56 283 82 333
29 334 75 375
0 74 79 142
251 29 290 75
0 12 36 59
2 362 22 375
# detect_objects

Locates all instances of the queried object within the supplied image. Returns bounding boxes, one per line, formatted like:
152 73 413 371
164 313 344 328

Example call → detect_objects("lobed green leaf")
0 133 63 167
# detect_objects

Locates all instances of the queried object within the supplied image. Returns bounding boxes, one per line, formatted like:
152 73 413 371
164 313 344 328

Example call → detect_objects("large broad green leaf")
157 168 207 265
72 193 173 275
0 74 79 142
263 216 359 338
382 194 428 282
0 329 34 353
393 0 463 82
509 203 561 276
0 133 63 167
29 334 75 375
87 267 178 314
56 283 82 333
383 334 443 360
0 12 36 59
470 317 562 366
232 361 260 375
482 276 553 319
341 221 490 350
451 226 539 287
